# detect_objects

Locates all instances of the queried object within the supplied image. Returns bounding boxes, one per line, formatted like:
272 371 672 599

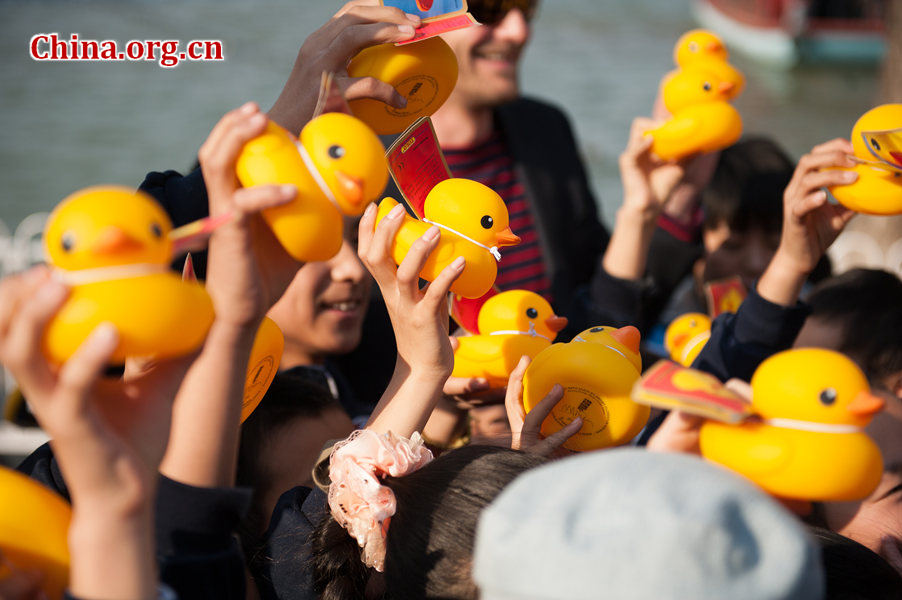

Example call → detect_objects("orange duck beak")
611 325 641 355
495 227 521 247
847 391 885 418
91 226 142 255
717 81 735 96
335 171 364 211
545 315 569 334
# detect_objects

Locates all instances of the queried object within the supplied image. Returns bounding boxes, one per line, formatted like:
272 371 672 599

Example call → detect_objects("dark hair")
311 445 547 600
808 526 902 599
237 373 340 568
701 136 793 235
806 268 902 386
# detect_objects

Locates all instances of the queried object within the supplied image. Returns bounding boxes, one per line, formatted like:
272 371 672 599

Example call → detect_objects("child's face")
821 394 902 574
268 217 372 365
702 221 780 291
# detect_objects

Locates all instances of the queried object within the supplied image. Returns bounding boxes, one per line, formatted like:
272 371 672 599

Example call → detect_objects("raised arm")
159 103 299 487
356 203 464 437
0 267 192 600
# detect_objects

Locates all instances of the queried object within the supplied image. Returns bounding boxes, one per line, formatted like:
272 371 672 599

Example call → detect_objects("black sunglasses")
468 0 539 25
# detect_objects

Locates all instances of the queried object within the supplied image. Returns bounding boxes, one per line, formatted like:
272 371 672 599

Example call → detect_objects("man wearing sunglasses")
429 0 607 310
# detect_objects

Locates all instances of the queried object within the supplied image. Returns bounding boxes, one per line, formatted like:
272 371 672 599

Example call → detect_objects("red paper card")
397 14 478 44
385 116 452 218
631 360 753 423
382 0 478 44
705 276 747 318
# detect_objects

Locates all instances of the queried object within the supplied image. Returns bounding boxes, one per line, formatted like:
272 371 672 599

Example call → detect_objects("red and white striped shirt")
443 131 553 301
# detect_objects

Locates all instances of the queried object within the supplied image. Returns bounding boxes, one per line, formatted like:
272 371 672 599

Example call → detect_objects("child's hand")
0 267 192 599
620 117 688 220
759 139 857 305
268 0 421 135
358 202 463 380
778 138 857 273
0 267 190 507
504 357 582 456
604 117 688 280
199 102 300 328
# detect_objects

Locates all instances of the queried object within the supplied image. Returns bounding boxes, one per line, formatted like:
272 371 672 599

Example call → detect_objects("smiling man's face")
440 7 532 109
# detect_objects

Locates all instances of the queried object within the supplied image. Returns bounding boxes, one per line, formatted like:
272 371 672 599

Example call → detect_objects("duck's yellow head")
477 290 567 340
665 312 711 366
751 348 884 426
573 325 642 372
423 178 521 248
299 112 389 216
850 103 902 168
674 29 728 67
44 186 173 271
661 66 736 114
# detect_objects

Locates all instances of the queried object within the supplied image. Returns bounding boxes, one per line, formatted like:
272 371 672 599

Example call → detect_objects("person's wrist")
617 202 662 229
769 247 811 281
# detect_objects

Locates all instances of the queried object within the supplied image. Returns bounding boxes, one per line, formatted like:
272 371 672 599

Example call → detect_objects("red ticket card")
382 1 478 44
450 286 499 334
385 116 452 218
631 360 753 423
705 276 747 317
397 14 478 44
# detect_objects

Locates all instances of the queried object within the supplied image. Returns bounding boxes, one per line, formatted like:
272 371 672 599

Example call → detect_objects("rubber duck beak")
545 315 568 334
670 332 688 350
611 325 641 355
706 41 723 52
495 227 521 247
889 151 902 168
847 391 885 417
717 81 735 96
334 171 364 209
91 226 143 255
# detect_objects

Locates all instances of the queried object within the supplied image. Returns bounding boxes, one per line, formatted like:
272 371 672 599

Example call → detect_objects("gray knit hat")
474 449 824 600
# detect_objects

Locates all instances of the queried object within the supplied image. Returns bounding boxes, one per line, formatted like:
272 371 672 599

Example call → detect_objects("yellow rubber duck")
236 113 389 261
664 312 711 367
347 36 459 135
241 316 284 423
522 325 649 452
672 29 744 98
42 186 214 365
699 348 885 501
829 103 902 215
375 178 521 298
649 66 743 161
0 466 70 599
451 290 567 387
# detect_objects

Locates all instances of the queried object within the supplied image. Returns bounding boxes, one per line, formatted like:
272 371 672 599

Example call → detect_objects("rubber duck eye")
480 215 494 229
689 41 698 52
871 138 881 151
61 231 76 253
526 308 538 319
328 145 345 159
703 81 712 91
818 388 837 406
150 222 163 238
590 327 604 333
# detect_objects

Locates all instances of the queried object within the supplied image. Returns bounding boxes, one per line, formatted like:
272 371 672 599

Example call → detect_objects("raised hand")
504 356 582 455
268 0 421 135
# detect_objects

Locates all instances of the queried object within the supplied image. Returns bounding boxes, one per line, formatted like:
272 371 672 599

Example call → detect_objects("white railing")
0 213 49 399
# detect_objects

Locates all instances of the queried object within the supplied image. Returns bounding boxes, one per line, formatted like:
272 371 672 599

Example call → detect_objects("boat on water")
693 0 886 67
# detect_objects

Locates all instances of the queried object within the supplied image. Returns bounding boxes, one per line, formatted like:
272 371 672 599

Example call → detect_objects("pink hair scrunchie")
327 429 433 571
